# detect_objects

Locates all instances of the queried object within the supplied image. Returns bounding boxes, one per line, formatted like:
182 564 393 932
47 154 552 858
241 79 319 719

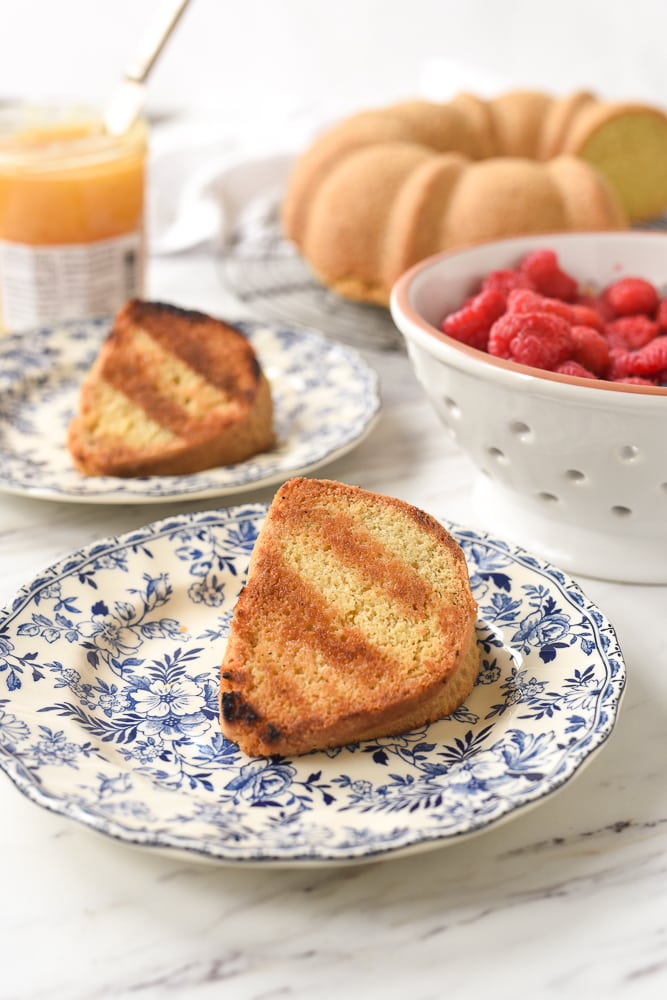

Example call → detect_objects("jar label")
0 232 144 331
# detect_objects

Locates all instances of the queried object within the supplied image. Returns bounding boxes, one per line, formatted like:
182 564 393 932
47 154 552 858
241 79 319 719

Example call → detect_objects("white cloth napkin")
147 105 343 256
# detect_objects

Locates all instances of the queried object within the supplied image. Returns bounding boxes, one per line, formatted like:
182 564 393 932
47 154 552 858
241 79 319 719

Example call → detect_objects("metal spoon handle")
104 0 192 134
124 0 192 84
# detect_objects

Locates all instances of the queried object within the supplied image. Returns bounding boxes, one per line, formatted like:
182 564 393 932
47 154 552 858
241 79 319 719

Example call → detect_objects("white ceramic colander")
390 231 667 583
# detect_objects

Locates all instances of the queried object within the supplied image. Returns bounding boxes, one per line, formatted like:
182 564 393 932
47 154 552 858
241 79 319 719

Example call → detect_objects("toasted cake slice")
220 477 480 757
67 300 274 477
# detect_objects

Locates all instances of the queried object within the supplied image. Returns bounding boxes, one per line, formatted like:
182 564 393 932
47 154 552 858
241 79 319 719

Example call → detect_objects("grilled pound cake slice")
67 300 274 477
220 477 480 757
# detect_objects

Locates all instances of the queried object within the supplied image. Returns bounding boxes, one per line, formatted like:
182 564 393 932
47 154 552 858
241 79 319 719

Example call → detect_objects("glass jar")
0 103 147 332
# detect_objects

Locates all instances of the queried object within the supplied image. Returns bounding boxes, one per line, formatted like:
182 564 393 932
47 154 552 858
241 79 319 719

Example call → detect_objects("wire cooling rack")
216 205 402 352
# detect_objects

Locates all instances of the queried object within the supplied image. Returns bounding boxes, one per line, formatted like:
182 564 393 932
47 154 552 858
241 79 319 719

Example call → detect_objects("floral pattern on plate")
0 318 381 503
0 505 625 865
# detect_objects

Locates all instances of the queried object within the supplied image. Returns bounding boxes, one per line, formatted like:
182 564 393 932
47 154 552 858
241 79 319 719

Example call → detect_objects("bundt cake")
219 477 480 757
282 89 667 305
68 300 274 477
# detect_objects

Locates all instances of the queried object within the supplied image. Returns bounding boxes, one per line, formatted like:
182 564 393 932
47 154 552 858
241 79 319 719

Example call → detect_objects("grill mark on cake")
100 326 244 434
372 490 466 552
275 476 466 571
102 376 191 434
82 379 177 446
130 300 211 325
250 560 398 697
317 509 433 612
275 501 437 616
123 300 262 400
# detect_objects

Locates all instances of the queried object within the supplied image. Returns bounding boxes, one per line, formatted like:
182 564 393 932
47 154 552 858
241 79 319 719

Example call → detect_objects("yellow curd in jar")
0 105 147 331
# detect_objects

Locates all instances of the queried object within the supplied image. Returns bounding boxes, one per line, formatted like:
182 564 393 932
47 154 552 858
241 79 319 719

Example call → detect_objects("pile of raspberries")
440 249 667 385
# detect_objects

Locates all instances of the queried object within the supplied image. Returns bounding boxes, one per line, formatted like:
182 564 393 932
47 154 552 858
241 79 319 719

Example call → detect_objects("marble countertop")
1 251 666 1000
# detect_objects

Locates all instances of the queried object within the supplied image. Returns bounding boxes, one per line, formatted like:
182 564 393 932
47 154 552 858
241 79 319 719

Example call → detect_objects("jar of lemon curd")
0 104 147 332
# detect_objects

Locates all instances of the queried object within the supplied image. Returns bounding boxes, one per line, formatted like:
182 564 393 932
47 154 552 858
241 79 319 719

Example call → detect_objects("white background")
1 0 666 130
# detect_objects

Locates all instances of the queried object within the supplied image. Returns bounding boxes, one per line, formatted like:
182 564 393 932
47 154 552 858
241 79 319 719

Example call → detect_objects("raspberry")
507 288 607 331
603 329 629 354
657 299 667 333
570 325 610 376
487 311 573 371
628 336 667 376
481 268 534 300
507 288 574 322
441 288 506 350
603 277 660 317
570 303 605 332
604 315 658 351
555 360 598 379
607 351 635 380
518 249 579 301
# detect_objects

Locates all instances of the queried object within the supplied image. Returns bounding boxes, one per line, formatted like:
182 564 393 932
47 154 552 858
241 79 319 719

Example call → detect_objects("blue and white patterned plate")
0 318 381 503
0 504 625 866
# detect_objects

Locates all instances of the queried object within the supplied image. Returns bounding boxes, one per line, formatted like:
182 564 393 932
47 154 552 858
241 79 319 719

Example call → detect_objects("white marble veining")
1 250 666 1000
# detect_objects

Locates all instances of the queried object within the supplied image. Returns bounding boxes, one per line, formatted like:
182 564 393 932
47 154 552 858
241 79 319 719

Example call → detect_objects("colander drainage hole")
565 469 586 483
537 492 559 503
619 445 640 462
509 421 532 441
611 505 632 518
444 397 461 418
487 446 506 463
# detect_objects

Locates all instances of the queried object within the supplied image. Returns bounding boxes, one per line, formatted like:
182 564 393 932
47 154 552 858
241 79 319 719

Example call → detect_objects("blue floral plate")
0 317 380 503
0 504 626 866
